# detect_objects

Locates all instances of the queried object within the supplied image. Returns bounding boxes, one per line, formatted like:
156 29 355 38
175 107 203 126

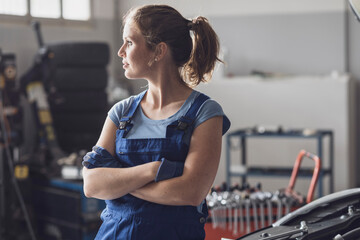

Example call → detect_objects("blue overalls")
88 90 211 240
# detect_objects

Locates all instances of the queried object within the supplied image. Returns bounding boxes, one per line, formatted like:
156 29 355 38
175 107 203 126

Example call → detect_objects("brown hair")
123 5 221 87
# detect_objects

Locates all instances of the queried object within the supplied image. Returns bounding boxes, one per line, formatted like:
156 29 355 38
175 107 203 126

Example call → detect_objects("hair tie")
187 20 193 30
193 18 200 24
187 18 200 31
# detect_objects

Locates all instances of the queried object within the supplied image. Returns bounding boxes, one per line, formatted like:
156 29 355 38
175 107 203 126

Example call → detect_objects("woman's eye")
127 41 133 46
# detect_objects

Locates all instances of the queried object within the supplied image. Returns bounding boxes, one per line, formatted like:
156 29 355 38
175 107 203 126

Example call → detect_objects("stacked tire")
46 42 110 153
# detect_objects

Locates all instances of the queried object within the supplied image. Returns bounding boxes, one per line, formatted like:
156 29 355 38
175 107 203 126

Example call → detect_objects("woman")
82 4 230 240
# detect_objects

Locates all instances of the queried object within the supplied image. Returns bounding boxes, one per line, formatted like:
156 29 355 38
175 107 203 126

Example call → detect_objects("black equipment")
19 22 67 177
236 188 360 240
31 178 105 240
20 22 109 162
0 51 21 145
45 41 110 154
0 50 37 240
17 21 110 239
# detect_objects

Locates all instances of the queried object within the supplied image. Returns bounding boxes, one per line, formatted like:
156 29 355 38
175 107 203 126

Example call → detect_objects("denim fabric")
87 91 230 240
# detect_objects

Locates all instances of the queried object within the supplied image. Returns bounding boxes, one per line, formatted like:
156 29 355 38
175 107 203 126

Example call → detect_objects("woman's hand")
82 116 161 200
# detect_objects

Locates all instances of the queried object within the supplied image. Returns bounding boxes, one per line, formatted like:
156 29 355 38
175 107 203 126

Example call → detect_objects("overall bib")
95 90 210 240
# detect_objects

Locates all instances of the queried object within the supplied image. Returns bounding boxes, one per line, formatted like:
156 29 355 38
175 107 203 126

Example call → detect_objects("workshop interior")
1 0 360 239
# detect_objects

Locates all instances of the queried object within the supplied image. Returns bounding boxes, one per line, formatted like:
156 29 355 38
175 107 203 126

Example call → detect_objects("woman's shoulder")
111 95 134 113
108 91 144 126
192 90 231 135
195 91 224 119
191 90 222 113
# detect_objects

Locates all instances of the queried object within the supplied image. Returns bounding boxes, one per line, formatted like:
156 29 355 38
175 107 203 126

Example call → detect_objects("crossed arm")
82 115 223 206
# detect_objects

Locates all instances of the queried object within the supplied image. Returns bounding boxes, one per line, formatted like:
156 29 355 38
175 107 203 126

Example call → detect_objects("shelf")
230 166 331 178
226 128 334 197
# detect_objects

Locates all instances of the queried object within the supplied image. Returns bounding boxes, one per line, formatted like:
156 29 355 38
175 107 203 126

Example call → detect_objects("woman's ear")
154 42 168 61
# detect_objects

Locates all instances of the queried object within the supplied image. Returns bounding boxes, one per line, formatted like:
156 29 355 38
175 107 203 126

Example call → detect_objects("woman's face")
118 21 155 79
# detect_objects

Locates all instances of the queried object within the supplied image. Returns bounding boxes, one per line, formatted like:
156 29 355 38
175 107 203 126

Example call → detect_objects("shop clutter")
0 21 109 240
205 150 320 239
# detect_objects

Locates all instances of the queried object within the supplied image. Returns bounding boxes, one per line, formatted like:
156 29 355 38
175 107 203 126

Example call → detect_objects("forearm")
83 161 160 200
130 166 212 206
82 116 164 200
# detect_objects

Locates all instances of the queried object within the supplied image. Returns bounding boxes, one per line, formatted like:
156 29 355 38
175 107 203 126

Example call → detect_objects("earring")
154 57 158 62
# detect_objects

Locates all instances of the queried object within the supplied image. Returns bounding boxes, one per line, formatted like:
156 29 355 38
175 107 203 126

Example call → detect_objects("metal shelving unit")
226 128 334 197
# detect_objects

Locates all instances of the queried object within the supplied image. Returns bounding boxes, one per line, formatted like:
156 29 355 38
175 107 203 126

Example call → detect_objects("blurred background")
0 0 359 239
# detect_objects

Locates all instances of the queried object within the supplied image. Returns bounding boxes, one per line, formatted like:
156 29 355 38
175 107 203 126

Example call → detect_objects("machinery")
18 21 108 240
236 188 360 240
0 49 36 240
209 148 360 240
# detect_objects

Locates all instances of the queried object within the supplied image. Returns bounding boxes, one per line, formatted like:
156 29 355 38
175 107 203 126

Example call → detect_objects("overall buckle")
176 116 193 131
119 120 131 130
177 121 189 131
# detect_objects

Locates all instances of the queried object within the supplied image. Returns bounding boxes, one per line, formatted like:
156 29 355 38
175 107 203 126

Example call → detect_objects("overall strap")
118 90 147 138
166 93 210 138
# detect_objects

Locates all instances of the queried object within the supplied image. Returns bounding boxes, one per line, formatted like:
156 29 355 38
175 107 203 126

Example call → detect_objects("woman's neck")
145 61 192 106
141 71 193 120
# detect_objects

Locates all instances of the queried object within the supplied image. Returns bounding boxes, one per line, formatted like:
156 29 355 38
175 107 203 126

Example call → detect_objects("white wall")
197 73 356 197
117 0 345 17
93 0 114 20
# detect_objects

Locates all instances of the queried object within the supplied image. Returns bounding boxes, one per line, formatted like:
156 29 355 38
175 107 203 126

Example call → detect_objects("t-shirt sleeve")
194 99 231 135
108 96 134 127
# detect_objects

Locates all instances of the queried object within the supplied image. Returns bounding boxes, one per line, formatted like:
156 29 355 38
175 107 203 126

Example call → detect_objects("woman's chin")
124 72 139 80
124 71 132 79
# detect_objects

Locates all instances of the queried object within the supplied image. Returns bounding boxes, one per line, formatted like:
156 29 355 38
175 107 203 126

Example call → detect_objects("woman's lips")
122 61 129 69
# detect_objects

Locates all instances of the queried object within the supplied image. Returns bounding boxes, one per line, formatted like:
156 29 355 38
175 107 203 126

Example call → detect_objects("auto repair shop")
1 0 360 239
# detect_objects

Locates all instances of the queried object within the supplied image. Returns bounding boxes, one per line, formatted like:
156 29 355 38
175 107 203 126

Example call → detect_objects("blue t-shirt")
108 90 230 145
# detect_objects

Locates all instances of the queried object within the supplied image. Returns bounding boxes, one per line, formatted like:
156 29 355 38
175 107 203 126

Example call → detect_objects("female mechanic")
82 4 231 240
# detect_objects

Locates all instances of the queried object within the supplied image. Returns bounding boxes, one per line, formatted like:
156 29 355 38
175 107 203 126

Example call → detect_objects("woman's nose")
118 45 125 58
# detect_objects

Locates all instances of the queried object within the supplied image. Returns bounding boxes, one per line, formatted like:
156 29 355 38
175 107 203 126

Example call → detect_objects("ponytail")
124 5 221 87
182 17 222 86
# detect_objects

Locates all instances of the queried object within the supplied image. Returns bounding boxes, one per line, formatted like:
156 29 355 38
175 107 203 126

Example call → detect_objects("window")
62 0 90 21
30 0 61 19
0 0 27 16
0 0 91 21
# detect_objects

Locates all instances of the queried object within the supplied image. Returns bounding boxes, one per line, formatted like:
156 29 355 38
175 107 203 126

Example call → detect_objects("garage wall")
348 11 360 188
210 12 345 76
117 0 344 17
197 74 356 196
